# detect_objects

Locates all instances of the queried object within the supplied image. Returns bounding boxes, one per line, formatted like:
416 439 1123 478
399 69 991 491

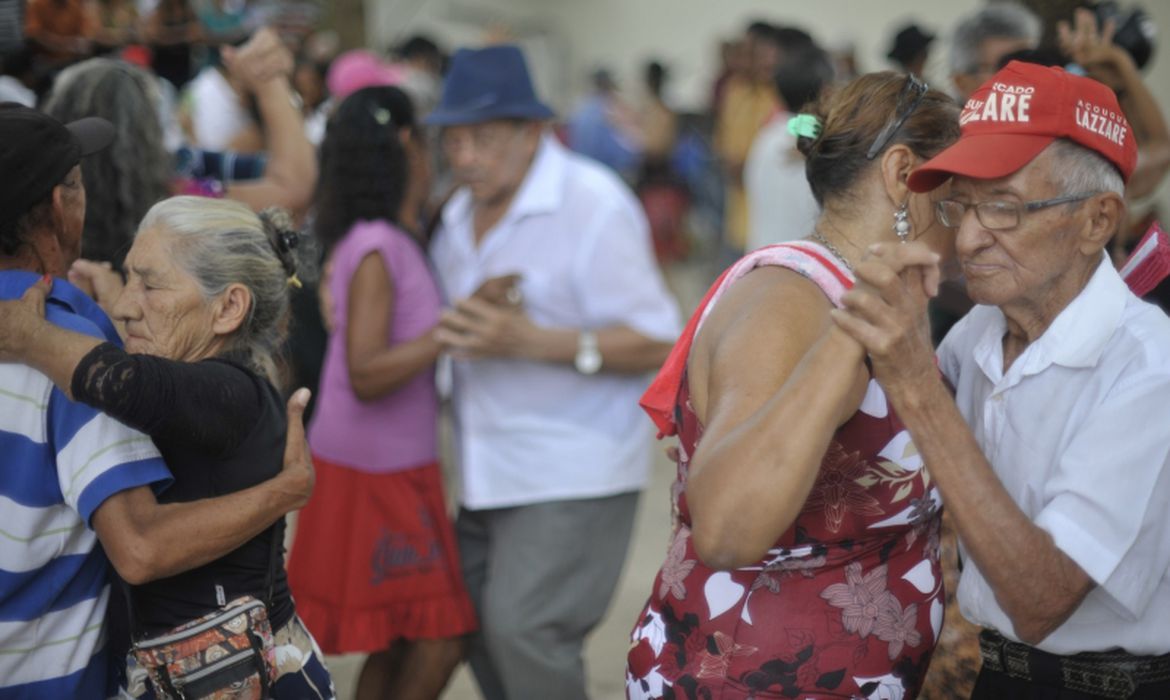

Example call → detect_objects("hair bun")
259 207 299 277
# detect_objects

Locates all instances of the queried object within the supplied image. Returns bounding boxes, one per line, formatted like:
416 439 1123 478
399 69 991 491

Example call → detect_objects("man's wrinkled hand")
0 275 51 363
831 242 940 396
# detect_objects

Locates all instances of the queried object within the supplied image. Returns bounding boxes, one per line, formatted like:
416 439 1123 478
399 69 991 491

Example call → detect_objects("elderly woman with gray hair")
0 196 334 699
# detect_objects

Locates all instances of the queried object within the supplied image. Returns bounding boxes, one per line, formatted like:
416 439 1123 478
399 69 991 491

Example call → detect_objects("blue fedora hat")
425 45 555 126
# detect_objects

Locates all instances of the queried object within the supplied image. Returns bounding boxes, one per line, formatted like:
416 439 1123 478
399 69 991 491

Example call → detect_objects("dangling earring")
893 202 911 243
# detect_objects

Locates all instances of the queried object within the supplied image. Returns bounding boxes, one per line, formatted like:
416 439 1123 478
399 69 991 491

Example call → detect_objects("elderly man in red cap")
833 62 1170 698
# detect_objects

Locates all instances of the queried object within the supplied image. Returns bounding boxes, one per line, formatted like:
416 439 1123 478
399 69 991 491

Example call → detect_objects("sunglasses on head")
866 74 929 160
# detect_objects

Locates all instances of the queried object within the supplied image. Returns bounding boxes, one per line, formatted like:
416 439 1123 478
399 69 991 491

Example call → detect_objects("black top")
73 343 294 635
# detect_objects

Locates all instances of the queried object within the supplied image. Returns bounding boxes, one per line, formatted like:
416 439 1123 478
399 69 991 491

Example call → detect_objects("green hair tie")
787 114 822 140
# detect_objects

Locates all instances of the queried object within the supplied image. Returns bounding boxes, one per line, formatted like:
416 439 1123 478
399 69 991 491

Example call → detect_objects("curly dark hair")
313 86 415 254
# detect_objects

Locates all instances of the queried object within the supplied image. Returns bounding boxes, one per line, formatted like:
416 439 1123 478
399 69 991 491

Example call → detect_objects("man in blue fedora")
427 45 680 699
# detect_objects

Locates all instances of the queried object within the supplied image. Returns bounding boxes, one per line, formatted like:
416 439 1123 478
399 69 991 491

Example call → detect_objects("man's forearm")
97 477 303 584
890 377 1093 643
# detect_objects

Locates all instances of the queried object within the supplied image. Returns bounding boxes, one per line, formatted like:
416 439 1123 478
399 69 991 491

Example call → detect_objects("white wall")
369 0 1170 213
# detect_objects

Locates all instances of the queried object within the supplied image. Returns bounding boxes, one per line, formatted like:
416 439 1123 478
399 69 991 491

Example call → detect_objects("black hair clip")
279 229 300 252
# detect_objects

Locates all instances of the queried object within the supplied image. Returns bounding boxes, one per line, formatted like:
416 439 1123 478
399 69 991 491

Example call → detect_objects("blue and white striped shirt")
0 271 170 699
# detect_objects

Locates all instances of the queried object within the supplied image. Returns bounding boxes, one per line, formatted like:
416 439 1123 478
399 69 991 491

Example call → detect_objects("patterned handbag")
130 527 282 699
132 596 278 699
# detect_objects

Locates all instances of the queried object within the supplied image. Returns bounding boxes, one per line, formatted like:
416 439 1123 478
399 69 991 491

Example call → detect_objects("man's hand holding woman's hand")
831 241 941 398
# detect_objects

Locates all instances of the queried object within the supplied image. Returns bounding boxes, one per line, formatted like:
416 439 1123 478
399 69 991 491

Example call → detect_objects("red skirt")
286 456 477 655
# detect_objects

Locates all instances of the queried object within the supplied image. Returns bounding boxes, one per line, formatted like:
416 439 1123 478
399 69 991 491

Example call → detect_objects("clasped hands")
435 274 537 360
831 242 941 398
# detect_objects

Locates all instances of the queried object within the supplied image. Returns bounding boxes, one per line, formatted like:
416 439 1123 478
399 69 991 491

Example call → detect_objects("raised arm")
92 389 315 584
684 268 869 570
221 28 317 216
1059 9 1170 205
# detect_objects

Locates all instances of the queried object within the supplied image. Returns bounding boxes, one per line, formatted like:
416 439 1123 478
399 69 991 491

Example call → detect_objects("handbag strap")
265 519 281 609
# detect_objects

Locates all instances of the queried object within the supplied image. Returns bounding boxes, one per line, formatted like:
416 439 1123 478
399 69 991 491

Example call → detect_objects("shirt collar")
1029 254 1128 370
973 254 1128 384
440 132 567 234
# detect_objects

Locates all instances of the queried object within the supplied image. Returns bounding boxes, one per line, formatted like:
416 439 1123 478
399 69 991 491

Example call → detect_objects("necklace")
809 230 854 272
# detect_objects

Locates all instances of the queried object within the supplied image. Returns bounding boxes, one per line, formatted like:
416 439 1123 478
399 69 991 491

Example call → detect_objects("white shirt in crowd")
940 255 1170 655
184 66 252 151
430 134 681 510
744 113 820 251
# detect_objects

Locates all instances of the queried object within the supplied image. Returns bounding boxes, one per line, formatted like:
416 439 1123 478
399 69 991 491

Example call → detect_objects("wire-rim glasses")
934 192 1099 230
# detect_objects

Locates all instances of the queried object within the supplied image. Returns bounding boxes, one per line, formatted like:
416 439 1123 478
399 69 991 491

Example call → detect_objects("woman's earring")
893 202 911 243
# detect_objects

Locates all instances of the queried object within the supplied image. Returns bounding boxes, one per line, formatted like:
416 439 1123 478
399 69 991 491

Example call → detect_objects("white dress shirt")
431 135 681 510
744 113 820 252
939 256 1170 655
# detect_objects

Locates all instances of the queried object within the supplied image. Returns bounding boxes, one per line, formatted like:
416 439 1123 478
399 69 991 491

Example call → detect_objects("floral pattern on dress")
803 441 886 533
628 251 944 699
658 528 697 601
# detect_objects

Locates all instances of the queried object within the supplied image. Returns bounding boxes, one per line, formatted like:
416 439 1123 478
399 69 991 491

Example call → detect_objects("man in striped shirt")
0 103 314 698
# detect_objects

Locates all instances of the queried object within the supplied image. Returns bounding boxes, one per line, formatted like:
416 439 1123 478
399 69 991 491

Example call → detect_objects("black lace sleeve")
71 343 265 455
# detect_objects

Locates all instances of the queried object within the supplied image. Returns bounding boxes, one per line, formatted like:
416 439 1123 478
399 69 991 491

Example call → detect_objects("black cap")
887 24 935 65
0 102 115 225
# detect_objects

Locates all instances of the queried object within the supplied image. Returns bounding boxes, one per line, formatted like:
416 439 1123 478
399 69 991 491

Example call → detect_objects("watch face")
575 347 602 374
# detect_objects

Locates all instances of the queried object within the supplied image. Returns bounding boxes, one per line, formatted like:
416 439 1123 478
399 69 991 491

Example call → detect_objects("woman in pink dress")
287 86 475 700
628 72 961 699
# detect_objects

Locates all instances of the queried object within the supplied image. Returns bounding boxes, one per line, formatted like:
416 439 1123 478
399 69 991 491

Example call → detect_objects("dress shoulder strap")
640 241 854 438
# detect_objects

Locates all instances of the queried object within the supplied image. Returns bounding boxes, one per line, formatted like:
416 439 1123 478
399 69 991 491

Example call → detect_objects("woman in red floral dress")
628 73 962 699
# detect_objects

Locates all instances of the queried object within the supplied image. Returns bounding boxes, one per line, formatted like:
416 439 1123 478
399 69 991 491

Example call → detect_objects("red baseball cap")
908 61 1138 192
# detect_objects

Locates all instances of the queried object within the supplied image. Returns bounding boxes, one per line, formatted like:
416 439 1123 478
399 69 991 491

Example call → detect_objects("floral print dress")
629 243 944 700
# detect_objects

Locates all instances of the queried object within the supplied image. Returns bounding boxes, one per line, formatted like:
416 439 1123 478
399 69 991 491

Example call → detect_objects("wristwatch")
574 331 603 375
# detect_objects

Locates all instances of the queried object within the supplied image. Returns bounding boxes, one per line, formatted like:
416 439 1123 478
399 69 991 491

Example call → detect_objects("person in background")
142 0 200 90
394 34 444 118
42 28 316 272
744 41 833 251
636 59 687 262
288 86 475 700
709 38 749 122
566 67 641 179
23 0 98 69
428 44 679 699
713 21 785 254
1057 8 1170 240
628 71 960 699
887 23 935 77
950 3 1041 103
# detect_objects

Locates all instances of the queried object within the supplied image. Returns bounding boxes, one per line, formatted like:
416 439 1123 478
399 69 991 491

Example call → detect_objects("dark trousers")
972 665 1170 699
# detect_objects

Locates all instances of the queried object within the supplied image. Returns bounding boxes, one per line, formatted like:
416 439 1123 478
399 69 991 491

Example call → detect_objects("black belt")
979 629 1170 699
